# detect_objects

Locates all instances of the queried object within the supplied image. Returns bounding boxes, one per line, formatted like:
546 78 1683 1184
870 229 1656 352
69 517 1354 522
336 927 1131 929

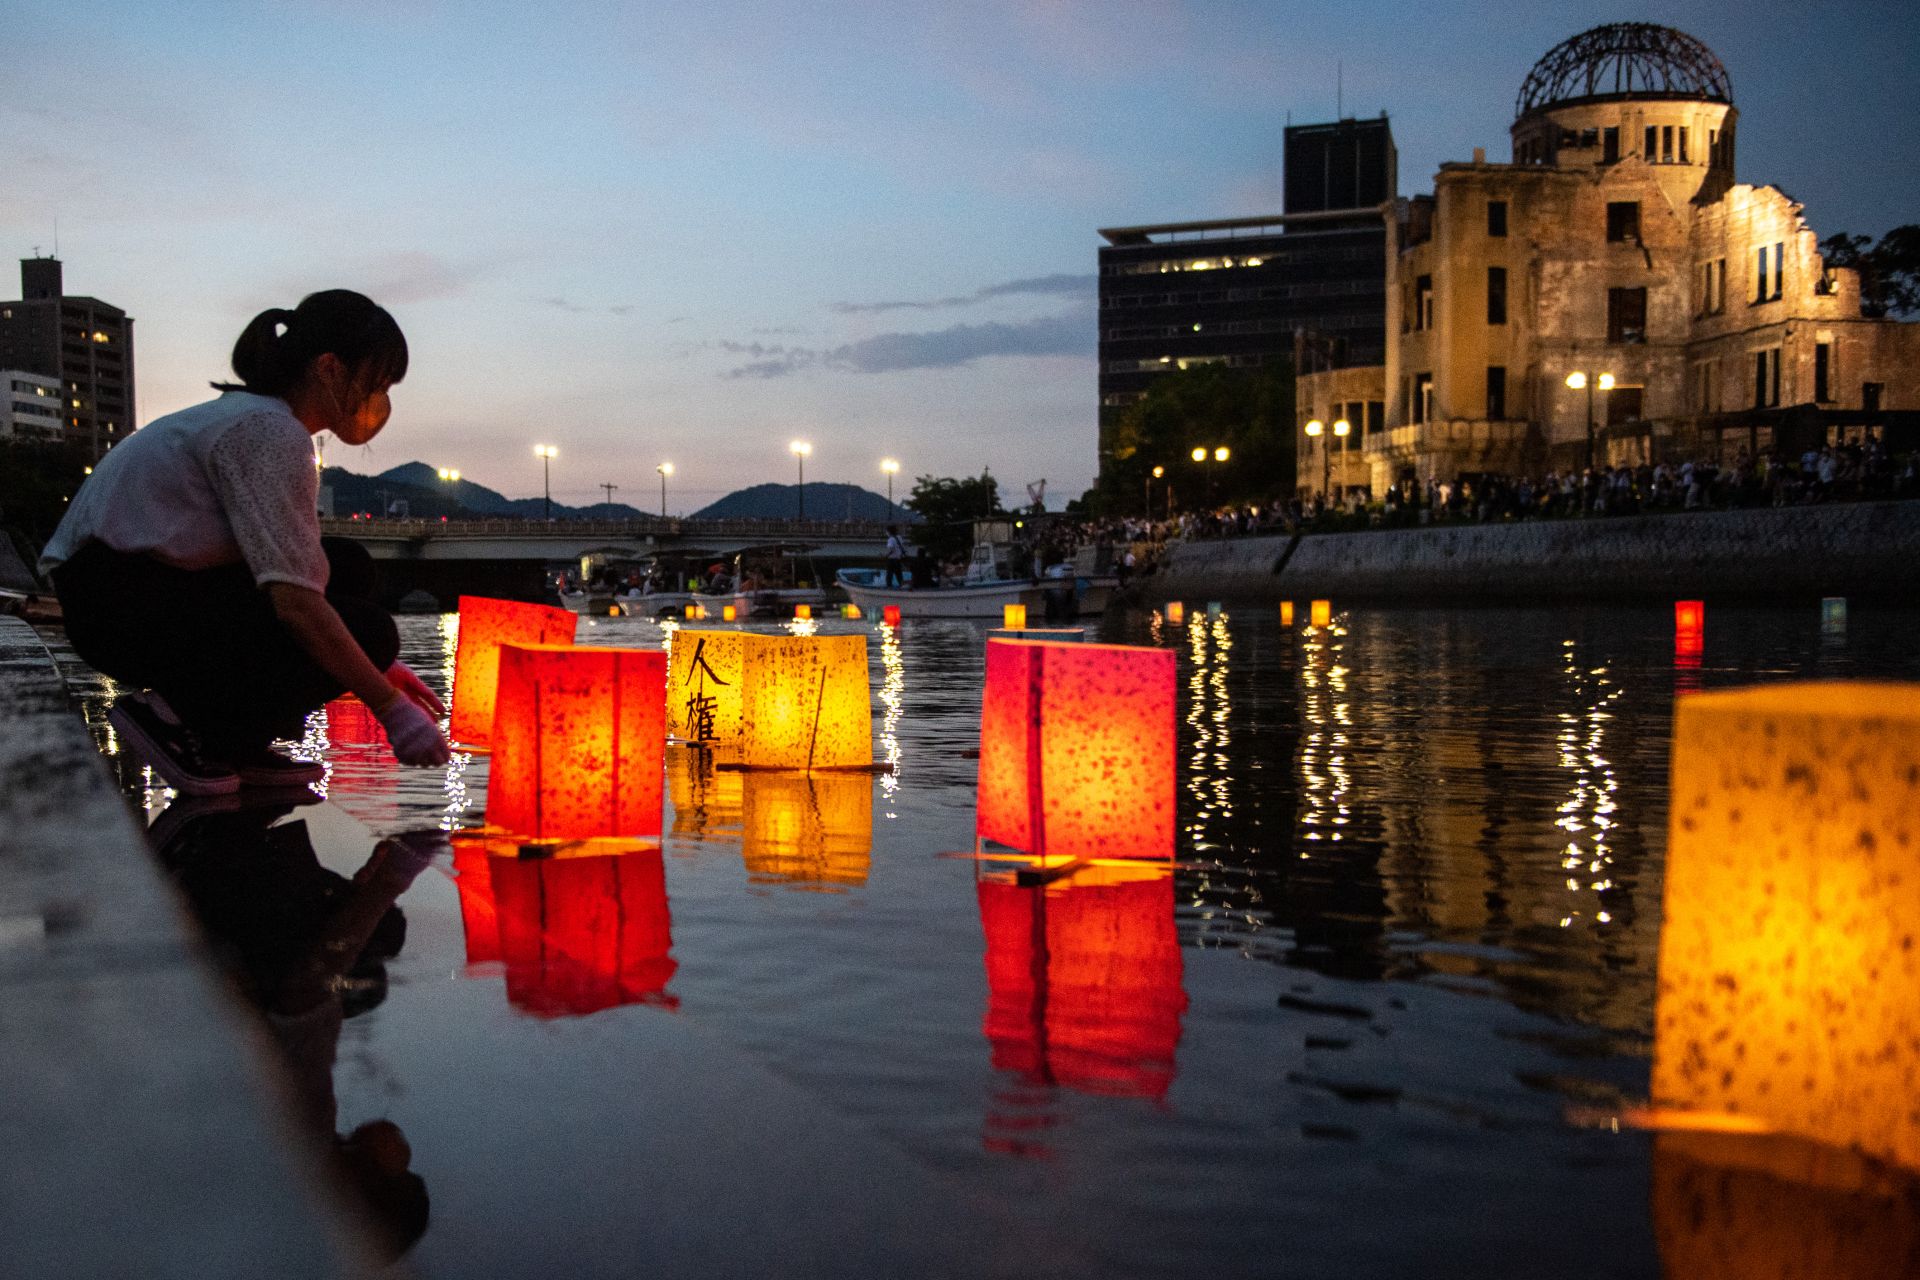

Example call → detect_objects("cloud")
719 308 1090 378
831 272 1094 315
540 295 637 316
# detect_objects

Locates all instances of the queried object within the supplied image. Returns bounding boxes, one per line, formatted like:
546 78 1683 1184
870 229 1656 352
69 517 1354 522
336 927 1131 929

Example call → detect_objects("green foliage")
902 470 1004 563
1100 359 1296 515
1820 226 1920 318
0 440 94 566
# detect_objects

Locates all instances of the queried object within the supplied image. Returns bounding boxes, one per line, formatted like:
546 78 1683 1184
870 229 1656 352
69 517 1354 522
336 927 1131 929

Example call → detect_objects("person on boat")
41 290 450 796
883 525 907 588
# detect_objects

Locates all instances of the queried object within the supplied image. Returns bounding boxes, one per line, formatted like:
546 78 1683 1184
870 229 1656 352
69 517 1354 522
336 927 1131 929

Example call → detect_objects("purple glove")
374 693 451 766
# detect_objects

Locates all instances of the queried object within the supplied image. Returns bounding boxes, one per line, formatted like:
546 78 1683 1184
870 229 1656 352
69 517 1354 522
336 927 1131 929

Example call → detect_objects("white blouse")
40 390 331 593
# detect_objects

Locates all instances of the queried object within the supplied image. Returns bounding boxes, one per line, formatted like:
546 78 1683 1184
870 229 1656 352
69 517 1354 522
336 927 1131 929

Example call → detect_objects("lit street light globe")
1566 371 1588 390
1191 446 1206 462
1304 419 1325 437
1214 446 1230 461
1332 419 1350 438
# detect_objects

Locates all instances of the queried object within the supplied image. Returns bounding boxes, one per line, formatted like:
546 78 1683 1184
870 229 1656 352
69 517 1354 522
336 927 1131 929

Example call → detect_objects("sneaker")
107 694 241 797
221 747 326 790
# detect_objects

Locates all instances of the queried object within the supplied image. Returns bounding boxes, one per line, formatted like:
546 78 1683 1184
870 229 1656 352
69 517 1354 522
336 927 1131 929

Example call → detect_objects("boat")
718 543 830 619
614 550 727 619
838 530 1117 620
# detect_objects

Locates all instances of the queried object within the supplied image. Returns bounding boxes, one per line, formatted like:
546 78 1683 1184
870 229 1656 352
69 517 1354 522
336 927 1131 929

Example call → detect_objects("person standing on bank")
41 290 451 796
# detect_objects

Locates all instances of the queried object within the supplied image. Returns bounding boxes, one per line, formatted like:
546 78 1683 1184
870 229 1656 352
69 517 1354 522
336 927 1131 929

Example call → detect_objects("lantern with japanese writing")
1654 682 1920 1168
740 772 872 888
976 639 1176 862
487 847 677 1017
485 644 667 839
738 633 872 770
450 596 577 747
665 630 747 744
978 864 1186 1099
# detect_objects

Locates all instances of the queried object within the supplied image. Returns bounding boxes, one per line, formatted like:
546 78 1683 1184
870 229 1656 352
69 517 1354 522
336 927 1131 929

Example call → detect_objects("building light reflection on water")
440 611 477 829
1297 615 1351 852
877 623 904 812
1556 638 1623 930
1182 608 1233 853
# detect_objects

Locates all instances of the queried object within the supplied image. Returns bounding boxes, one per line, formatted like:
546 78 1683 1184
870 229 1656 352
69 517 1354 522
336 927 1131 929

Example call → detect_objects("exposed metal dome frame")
1515 23 1731 119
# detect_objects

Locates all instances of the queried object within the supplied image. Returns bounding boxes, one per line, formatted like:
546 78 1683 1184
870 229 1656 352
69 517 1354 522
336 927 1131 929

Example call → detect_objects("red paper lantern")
882 605 901 627
320 696 400 827
487 849 677 1017
450 596 577 747
976 639 1176 861
448 836 503 969
978 867 1186 1099
485 644 667 839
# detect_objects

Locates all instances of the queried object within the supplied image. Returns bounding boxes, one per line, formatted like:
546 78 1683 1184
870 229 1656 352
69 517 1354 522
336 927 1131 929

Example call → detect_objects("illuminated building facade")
1097 118 1395 481
0 369 63 443
1296 24 1920 495
0 257 136 459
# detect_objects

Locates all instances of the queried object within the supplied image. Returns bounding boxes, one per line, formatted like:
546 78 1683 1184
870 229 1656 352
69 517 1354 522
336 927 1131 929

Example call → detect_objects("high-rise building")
1095 118 1395 491
0 257 136 459
0 370 64 443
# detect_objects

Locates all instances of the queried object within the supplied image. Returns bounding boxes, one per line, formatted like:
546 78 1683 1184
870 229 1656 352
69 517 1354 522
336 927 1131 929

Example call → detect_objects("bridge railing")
320 516 896 542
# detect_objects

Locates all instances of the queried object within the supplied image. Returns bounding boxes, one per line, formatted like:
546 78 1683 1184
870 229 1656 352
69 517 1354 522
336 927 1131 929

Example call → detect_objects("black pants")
884 559 905 588
54 538 399 756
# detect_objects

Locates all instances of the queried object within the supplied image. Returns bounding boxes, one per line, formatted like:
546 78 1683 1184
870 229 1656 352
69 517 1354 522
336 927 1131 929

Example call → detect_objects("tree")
0 440 93 568
1820 226 1920 318
902 470 1003 563
1099 358 1296 515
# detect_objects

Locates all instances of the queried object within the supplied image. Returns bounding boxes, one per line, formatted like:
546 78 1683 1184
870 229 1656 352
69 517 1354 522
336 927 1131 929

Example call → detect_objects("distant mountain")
692 482 914 522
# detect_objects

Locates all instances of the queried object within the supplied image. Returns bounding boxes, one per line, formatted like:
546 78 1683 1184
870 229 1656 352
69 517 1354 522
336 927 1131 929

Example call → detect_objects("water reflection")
1182 610 1233 852
150 798 433 1260
878 622 904 811
665 747 744 840
740 771 873 890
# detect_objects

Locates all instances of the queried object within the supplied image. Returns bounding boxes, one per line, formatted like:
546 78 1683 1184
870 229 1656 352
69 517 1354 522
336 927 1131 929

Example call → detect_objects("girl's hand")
385 660 446 718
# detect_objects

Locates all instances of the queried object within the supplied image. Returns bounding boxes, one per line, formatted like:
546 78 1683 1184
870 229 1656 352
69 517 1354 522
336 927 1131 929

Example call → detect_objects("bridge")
320 516 895 607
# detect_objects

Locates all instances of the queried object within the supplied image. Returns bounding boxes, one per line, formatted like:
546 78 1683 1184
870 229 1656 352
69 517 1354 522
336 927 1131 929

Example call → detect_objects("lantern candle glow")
450 596 577 747
722 604 737 622
882 605 901 627
1165 602 1184 625
1310 599 1332 627
1003 603 1027 630
794 604 811 620
1280 601 1294 626
738 633 873 770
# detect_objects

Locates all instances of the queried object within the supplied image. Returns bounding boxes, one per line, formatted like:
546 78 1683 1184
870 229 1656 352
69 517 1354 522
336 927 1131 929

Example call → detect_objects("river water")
74 602 1920 1277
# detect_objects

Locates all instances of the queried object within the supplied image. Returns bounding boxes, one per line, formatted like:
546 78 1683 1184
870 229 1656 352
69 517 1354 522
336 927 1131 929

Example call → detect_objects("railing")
320 516 894 540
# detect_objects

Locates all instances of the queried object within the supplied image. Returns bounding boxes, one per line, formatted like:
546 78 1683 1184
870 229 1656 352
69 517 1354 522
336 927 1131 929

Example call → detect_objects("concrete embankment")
1151 500 1920 604
0 616 378 1278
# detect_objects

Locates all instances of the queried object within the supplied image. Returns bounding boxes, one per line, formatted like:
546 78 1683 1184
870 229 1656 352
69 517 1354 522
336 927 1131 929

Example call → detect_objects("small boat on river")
839 533 1116 620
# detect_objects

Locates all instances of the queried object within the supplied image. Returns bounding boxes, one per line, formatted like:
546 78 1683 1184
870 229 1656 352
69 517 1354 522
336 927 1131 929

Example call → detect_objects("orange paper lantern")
1279 600 1295 626
485 644 667 839
738 633 872 770
740 772 873 888
976 639 1176 861
1310 599 1332 627
794 603 811 620
722 604 737 622
846 603 862 620
1164 602 1184 625
882 605 901 627
1003 603 1027 630
450 596 577 746
487 848 677 1017
978 866 1186 1099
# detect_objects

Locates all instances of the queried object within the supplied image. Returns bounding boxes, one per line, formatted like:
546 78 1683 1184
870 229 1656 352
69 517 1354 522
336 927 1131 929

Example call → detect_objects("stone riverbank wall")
1152 500 1920 605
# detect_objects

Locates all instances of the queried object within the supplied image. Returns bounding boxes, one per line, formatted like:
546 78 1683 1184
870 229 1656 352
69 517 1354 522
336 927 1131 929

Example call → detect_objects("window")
1415 275 1433 330
1662 125 1674 163
1753 349 1781 408
1863 383 1883 414
1695 359 1719 414
1607 287 1647 344
1755 242 1784 303
1414 373 1433 423
1606 386 1644 426
1607 202 1640 243
1698 258 1726 315
1487 266 1507 324
1602 127 1620 163
1644 125 1657 159
1487 200 1507 237
1814 342 1832 403
1486 366 1507 419
1367 400 1384 434
1678 127 1689 164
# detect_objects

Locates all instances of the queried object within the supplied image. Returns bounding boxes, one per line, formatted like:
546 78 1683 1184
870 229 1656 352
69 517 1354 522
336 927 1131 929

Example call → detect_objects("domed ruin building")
1295 23 1919 493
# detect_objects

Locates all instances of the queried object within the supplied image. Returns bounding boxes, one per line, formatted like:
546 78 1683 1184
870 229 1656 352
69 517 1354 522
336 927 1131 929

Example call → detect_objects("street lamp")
1193 445 1229 507
1305 419 1328 500
789 439 812 519
880 457 899 519
1332 418 1351 500
533 444 558 520
656 462 673 518
1147 464 1165 518
1566 370 1616 471
436 467 461 482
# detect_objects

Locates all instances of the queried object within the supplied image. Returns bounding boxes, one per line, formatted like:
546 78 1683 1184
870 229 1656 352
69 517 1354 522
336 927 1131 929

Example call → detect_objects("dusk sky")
5 0 1914 511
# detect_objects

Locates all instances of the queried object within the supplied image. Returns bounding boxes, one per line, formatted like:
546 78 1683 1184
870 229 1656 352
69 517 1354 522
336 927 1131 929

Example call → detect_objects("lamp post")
1566 370 1615 471
789 439 812 520
436 467 461 482
880 457 899 520
1147 464 1164 517
1332 418 1350 502
533 444 558 520
656 462 673 518
1305 419 1327 500
1190 446 1230 507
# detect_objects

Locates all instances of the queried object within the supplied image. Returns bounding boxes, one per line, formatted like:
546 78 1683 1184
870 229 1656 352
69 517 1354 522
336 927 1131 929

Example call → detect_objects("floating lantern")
1675 599 1704 636
978 865 1186 1099
665 629 747 743
1654 682 1920 1169
722 604 737 622
976 639 1176 861
487 848 677 1017
1164 602 1184 625
738 634 872 769
666 747 744 838
1280 601 1294 626
1206 601 1221 617
450 596 577 747
846 603 862 620
1003 603 1027 630
448 835 503 969
607 606 620 618
1310 599 1332 627
882 605 901 627
740 772 873 888
1822 597 1847 631
794 603 811 620
485 644 667 839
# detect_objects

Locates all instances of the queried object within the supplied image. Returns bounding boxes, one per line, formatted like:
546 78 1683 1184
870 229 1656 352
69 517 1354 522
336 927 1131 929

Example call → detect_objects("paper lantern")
1310 599 1332 627
1675 599 1704 636
1206 601 1221 617
487 848 677 1017
665 747 743 838
740 772 872 888
722 604 737 622
1164 602 1184 625
794 603 811 620
1654 682 1920 1168
989 628 1084 644
976 639 1176 861
665 629 747 743
1280 601 1294 626
882 605 901 627
738 633 872 770
448 835 503 969
1822 597 1847 631
1003 603 1027 630
684 603 699 620
485 644 667 839
978 865 1186 1099
845 604 862 620
450 596 577 747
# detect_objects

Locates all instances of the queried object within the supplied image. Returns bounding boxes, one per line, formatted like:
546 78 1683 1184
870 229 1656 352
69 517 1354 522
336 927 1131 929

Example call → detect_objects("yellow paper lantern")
1004 603 1027 630
740 771 873 887
739 633 872 769
664 629 747 743
845 603 862 620
1280 601 1294 626
722 604 737 622
1310 599 1332 627
1165 602 1184 625
794 603 811 620
1654 682 1920 1168
684 603 698 620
